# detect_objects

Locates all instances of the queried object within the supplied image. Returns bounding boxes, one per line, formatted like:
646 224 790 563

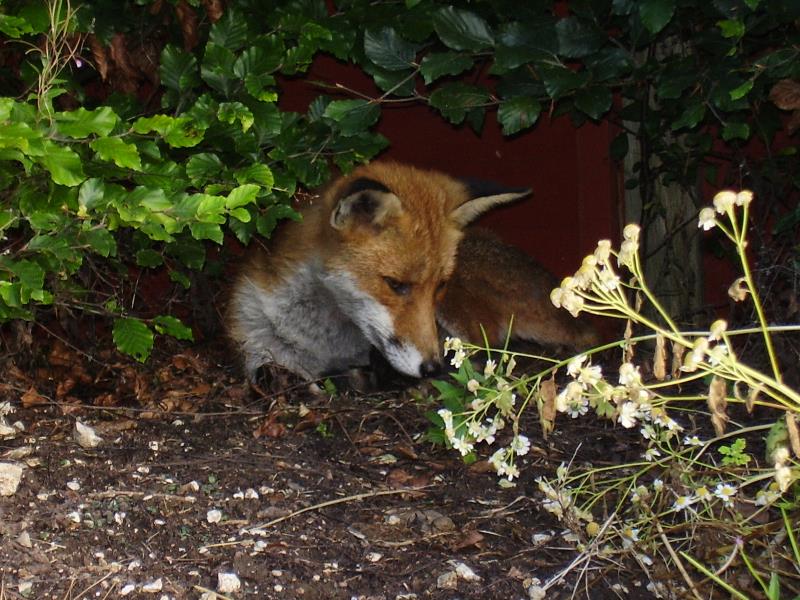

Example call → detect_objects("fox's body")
227 161 597 381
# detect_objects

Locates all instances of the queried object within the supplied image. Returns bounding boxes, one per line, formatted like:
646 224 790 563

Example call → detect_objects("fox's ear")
330 177 402 230
450 179 531 227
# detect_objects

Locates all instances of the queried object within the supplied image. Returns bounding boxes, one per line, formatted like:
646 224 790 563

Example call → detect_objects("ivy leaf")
90 137 142 170
189 222 224 244
497 96 541 135
364 27 419 71
208 9 249 51
639 0 676 35
113 317 154 363
574 87 613 120
556 17 605 58
429 82 490 124
55 107 118 138
433 6 494 52
323 100 380 135
671 102 706 130
420 52 473 85
229 207 251 222
226 184 260 210
539 65 587 99
82 227 117 257
78 178 106 215
153 315 194 341
160 45 199 93
38 141 85 186
201 43 237 96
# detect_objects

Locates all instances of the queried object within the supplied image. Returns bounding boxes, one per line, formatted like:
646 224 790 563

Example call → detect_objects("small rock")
66 510 82 524
244 488 259 499
18 580 33 596
207 509 222 523
119 583 136 596
74 420 103 448
528 582 546 600
436 571 458 589
17 530 32 548
142 578 163 593
66 479 81 491
3 445 33 460
218 572 241 593
366 552 383 562
148 441 159 451
0 461 23 496
451 561 481 582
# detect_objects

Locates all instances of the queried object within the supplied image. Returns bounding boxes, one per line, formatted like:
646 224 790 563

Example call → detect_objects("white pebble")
0 462 23 496
141 578 163 593
217 572 241 593
207 509 222 523
119 583 135 596
74 420 103 448
66 479 81 491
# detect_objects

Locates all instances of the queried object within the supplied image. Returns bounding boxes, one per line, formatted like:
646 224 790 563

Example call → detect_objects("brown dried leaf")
175 0 200 51
707 376 728 436
149 0 164 14
94 419 137 435
745 384 760 414
450 530 484 551
254 414 286 439
55 378 76 401
21 386 47 407
728 277 749 302
393 443 419 460
786 412 800 459
671 342 685 380
202 0 225 22
769 79 800 111
624 319 634 363
539 375 557 438
653 333 667 381
787 110 800 135
49 340 76 367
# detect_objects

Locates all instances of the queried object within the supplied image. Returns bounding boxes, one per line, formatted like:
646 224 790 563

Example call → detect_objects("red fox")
227 161 597 381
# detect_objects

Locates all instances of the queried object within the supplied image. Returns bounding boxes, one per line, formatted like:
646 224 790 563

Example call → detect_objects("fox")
227 161 598 382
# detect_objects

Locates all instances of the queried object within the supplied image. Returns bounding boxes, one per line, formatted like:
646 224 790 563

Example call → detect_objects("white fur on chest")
232 261 371 379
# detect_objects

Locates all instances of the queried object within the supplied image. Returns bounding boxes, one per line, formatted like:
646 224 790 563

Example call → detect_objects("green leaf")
38 141 85 186
226 184 260 209
717 19 745 39
135 249 163 267
169 269 191 289
574 87 613 120
497 96 541 135
82 227 116 257
429 82 491 124
540 65 587 99
364 27 419 71
55 107 118 138
132 115 204 148
78 178 106 216
722 122 750 141
639 0 675 35
208 9 249 51
201 43 237 96
556 17 605 58
729 80 753 101
235 164 274 187
322 100 380 135
186 153 224 184
671 102 706 130
433 6 494 51
229 207 251 222
160 45 199 93
420 52 473 85
0 14 34 37
256 203 300 238
113 317 154 363
189 222 224 244
90 137 142 170
610 133 629 161
218 102 254 132
153 315 194 341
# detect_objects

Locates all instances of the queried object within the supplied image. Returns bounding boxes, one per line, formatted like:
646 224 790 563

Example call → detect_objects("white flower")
621 526 639 549
556 381 583 413
489 448 506 471
466 379 480 394
437 409 454 432
754 487 780 506
483 359 496 377
623 223 640 243
550 287 564 308
450 436 474 457
579 364 603 388
698 207 717 230
775 465 792 493
511 434 531 456
695 485 711 501
707 344 728 365
567 355 587 378
713 482 737 506
503 463 520 482
652 479 664 492
450 348 466 369
644 447 661 462
567 396 589 418
683 435 704 447
561 289 585 317
713 190 737 214
640 424 657 440
598 267 620 291
443 336 463 354
773 446 790 465
618 402 639 428
672 494 697 511
618 239 638 270
505 356 516 376
594 240 612 263
736 190 753 206
618 362 641 387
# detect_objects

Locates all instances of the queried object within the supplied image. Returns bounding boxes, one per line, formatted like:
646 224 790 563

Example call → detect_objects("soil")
0 337 671 599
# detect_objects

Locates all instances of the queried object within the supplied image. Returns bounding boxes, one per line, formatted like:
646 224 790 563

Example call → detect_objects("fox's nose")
419 359 442 378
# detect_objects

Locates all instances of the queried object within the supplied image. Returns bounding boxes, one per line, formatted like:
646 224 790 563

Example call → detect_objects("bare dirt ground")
1 337 660 600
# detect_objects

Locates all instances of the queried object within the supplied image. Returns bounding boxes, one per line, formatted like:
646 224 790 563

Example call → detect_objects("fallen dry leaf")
21 387 47 408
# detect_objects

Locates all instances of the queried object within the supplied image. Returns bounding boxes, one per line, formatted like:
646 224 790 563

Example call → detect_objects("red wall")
280 56 618 279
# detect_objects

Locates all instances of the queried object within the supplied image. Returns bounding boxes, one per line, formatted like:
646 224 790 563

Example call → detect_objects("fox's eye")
383 276 411 296
435 280 447 294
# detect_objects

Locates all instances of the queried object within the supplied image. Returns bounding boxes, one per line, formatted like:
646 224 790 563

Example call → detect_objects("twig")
246 486 431 532
73 571 114 600
88 490 196 502
653 518 703 600
193 585 233 600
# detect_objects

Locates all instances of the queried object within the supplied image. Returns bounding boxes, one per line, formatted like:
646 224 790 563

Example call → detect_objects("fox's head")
318 162 530 378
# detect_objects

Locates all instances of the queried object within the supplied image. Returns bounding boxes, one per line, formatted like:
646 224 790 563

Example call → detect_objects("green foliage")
1 0 797 361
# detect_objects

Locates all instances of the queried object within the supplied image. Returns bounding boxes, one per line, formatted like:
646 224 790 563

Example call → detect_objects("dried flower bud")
713 190 737 214
728 277 749 302
707 376 728 436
